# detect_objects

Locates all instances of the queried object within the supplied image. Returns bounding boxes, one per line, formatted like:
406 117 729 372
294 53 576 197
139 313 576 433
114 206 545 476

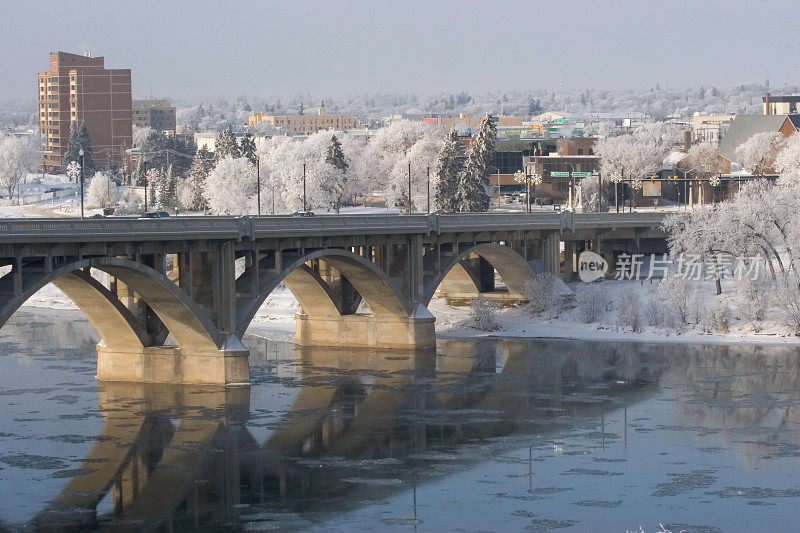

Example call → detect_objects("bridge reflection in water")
31 338 671 530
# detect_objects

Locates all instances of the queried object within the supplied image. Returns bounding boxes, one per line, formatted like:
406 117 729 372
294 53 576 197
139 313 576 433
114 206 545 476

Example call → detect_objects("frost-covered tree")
132 125 155 148
61 121 95 175
154 164 177 210
459 113 496 212
239 133 257 164
775 132 800 174
85 171 119 208
214 128 240 163
322 135 349 213
358 120 443 208
0 135 39 200
683 141 725 176
179 149 210 211
735 131 784 175
434 130 464 212
203 155 256 214
595 124 675 211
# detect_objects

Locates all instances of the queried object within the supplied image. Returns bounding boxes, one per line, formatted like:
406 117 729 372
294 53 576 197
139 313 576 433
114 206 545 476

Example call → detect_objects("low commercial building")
249 104 357 135
763 93 800 115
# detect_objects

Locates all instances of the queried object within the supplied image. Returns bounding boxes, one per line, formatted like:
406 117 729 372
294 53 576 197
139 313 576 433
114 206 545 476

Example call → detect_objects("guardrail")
0 212 670 245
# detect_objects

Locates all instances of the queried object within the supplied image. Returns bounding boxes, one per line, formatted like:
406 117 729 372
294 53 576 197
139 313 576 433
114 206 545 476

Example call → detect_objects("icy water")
1 313 800 532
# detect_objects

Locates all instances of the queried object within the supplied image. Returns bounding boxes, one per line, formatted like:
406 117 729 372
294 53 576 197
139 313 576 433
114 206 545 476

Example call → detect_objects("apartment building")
132 99 176 134
37 51 132 170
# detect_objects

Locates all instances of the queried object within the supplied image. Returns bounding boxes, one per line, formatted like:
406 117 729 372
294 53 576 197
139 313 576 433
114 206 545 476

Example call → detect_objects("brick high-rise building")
38 51 132 171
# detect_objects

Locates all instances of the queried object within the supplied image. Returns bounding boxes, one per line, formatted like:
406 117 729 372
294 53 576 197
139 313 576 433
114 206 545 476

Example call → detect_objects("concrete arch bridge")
0 212 666 384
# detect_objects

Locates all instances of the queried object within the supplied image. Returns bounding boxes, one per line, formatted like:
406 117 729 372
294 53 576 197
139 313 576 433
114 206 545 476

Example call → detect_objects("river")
1 311 799 531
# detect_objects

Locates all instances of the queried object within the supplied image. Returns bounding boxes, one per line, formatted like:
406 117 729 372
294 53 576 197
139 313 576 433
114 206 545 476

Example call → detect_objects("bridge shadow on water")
8 326 800 531
22 336 674 531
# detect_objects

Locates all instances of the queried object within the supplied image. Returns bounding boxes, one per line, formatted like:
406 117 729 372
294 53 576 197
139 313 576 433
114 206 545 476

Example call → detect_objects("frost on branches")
595 123 678 210
203 156 257 215
775 132 800 174
734 131 784 175
458 113 496 212
0 135 39 200
663 175 800 332
433 130 465 212
85 172 119 209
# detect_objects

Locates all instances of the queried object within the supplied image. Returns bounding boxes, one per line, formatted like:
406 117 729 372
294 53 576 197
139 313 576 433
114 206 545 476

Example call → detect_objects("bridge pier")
295 313 436 350
96 342 250 386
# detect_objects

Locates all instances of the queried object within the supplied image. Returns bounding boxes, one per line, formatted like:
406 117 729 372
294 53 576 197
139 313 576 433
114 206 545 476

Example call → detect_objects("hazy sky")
2 0 798 101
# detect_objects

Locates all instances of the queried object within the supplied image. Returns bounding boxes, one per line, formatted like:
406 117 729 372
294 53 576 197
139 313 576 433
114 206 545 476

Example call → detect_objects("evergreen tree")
77 122 96 175
182 149 210 210
239 133 257 164
458 113 496 212
214 128 240 163
299 101 304 115
62 121 81 174
133 156 146 186
322 135 349 214
434 130 465 212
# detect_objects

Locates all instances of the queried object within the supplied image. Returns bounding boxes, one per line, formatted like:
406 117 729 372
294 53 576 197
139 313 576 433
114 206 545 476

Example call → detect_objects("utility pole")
256 155 261 217
302 162 307 212
426 165 430 213
143 159 148 213
407 161 412 216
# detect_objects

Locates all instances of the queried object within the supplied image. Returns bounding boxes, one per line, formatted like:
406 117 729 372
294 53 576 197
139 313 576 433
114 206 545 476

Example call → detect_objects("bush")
736 277 772 331
523 273 560 315
658 276 691 324
704 303 731 333
470 297 499 331
615 288 641 332
576 285 610 324
773 276 800 335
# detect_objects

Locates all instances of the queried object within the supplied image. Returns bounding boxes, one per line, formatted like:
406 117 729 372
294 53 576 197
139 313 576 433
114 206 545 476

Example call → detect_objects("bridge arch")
422 242 537 305
236 248 412 337
0 257 223 354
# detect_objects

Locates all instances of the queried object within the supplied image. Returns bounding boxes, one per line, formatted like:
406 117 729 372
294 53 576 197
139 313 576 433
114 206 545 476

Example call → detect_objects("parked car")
291 211 315 218
139 211 171 219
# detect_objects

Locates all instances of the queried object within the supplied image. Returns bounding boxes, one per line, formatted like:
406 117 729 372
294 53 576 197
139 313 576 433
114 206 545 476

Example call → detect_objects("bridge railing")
0 212 669 244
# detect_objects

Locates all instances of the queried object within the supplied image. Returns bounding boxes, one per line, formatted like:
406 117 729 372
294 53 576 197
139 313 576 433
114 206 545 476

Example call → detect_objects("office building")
38 51 132 170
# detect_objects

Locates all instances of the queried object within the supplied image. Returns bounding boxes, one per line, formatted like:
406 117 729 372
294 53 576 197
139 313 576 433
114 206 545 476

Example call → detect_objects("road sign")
551 171 570 177
571 172 591 178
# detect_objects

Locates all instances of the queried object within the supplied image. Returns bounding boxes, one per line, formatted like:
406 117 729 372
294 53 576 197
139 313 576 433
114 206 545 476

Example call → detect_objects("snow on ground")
18 279 800 347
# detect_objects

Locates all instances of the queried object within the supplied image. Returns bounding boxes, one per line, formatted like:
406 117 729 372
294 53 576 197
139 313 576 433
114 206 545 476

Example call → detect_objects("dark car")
291 211 315 218
139 211 171 219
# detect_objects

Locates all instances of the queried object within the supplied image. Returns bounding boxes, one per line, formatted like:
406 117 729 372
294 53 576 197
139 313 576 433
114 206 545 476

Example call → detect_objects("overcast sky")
2 0 798 101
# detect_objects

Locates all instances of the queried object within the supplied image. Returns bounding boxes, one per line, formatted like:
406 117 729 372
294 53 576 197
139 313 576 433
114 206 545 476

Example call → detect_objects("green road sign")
572 172 591 178
551 171 570 177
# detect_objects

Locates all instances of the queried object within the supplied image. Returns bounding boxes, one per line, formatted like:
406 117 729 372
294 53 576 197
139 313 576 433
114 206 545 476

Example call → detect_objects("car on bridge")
291 211 316 218
139 211 171 219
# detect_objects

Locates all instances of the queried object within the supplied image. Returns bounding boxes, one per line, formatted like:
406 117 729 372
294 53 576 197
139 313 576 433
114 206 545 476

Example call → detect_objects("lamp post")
78 148 85 219
675 167 691 211
256 155 261 217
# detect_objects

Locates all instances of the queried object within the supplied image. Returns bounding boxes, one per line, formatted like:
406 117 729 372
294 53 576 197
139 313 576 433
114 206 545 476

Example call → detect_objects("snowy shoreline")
16 282 800 349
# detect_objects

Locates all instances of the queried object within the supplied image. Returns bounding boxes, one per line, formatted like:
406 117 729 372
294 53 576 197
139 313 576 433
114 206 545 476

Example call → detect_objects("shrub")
470 297 499 331
736 277 772 331
658 276 691 324
523 273 559 315
576 285 610 324
702 302 731 333
615 288 641 332
773 275 800 335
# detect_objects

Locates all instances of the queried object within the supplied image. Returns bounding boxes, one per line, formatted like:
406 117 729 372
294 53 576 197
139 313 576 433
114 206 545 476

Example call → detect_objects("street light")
78 148 85 219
